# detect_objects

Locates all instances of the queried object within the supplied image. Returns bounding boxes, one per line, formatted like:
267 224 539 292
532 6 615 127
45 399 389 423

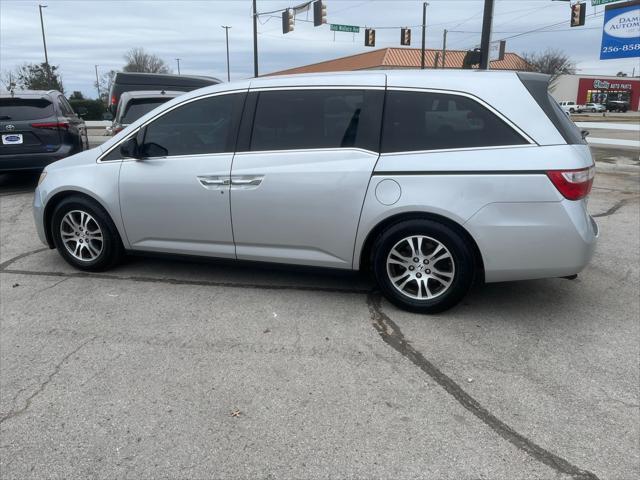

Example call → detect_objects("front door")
230 87 384 269
119 91 245 258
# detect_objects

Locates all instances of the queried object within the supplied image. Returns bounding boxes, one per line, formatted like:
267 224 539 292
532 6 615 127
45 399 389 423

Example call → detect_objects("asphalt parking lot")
0 153 638 479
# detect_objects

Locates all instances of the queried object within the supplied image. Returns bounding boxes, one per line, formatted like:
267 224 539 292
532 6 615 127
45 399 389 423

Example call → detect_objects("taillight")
546 166 595 200
31 121 69 130
110 95 117 106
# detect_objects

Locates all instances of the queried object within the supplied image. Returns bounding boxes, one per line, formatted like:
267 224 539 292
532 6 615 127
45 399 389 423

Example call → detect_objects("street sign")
592 0 624 6
600 0 640 60
330 24 360 33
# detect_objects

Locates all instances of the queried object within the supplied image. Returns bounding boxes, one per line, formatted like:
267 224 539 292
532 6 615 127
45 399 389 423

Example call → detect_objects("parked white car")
585 102 606 113
559 101 585 114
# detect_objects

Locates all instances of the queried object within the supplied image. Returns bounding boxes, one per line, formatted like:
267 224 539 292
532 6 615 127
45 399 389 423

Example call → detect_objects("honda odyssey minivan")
33 71 598 313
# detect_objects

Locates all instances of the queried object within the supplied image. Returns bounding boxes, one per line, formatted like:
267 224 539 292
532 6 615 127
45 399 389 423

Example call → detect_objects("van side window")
141 93 243 157
249 89 383 152
381 91 528 153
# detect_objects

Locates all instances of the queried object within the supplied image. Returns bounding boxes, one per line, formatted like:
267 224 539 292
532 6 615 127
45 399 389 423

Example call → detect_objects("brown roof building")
269 47 529 76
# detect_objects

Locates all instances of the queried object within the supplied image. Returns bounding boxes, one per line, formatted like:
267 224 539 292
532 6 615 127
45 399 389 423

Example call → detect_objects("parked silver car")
33 71 598 313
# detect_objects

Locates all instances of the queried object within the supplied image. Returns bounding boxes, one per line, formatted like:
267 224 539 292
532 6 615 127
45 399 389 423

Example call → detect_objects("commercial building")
552 74 640 111
268 47 529 75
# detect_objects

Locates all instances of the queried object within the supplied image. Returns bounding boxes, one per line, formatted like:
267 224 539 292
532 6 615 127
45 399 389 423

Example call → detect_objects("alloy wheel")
60 210 104 261
386 235 455 300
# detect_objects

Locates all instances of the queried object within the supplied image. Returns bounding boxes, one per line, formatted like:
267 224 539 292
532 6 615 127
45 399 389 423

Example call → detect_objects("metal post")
479 0 495 70
222 25 231 82
420 2 427 69
176 58 181 75
94 64 100 99
38 4 50 86
252 0 259 77
441 29 447 68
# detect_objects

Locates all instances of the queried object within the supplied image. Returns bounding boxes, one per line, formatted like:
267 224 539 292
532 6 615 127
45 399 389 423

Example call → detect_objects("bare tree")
0 70 17 91
95 69 118 101
522 48 575 90
123 48 171 74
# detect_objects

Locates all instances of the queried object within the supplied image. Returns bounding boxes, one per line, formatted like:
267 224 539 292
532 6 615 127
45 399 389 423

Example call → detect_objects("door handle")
230 175 264 188
197 175 230 188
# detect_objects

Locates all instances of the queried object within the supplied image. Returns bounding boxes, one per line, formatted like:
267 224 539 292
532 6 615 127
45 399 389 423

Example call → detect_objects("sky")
0 0 638 97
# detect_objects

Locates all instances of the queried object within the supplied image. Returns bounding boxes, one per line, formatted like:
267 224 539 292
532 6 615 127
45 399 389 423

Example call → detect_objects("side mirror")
120 137 140 159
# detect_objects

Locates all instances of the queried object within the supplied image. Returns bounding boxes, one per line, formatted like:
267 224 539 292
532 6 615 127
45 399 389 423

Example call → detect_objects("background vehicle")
0 90 86 173
559 100 584 114
108 72 220 113
111 90 183 135
34 71 597 313
585 102 605 113
605 100 629 112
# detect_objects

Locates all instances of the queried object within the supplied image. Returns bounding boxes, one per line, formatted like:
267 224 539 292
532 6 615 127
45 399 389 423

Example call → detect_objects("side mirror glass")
120 137 139 159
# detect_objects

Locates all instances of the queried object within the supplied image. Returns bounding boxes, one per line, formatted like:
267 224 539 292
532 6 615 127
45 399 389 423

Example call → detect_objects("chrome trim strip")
386 86 536 146
232 147 379 156
381 143 537 156
97 88 249 163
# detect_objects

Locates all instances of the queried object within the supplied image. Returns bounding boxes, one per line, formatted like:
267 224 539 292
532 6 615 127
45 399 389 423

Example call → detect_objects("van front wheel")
372 220 474 313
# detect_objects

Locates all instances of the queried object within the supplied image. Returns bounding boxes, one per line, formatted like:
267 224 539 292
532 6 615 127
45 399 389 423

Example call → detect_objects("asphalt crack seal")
367 291 599 480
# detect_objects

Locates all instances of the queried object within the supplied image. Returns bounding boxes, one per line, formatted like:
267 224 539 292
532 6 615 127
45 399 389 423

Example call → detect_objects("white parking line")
576 122 640 131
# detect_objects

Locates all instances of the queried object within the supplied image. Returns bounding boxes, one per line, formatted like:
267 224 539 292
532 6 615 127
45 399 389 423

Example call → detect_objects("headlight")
37 171 47 186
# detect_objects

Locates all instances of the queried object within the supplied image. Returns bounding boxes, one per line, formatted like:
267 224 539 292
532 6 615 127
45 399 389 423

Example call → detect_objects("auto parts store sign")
600 0 640 59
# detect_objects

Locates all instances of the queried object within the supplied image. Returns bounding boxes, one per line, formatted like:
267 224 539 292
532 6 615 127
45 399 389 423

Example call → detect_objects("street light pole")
221 25 231 82
175 58 181 75
94 64 100 100
479 0 495 70
38 4 50 86
252 0 259 77
420 2 427 69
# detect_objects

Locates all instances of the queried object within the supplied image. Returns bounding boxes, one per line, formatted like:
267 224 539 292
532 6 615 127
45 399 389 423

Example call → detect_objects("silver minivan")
33 70 598 313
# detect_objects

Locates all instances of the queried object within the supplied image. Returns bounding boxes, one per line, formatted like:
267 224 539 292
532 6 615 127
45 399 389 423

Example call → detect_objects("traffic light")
400 28 411 46
313 0 327 27
571 2 586 27
364 28 376 47
282 9 294 34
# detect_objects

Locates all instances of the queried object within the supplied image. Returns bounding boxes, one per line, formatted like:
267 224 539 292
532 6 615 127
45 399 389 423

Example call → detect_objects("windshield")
0 98 54 120
121 98 169 124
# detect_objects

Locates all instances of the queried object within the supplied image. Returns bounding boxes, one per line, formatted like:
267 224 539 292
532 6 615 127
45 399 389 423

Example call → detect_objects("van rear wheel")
372 219 474 313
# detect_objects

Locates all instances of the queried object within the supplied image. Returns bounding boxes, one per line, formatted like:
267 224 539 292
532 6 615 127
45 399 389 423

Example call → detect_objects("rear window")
517 72 585 145
121 98 170 124
0 98 54 121
381 91 527 153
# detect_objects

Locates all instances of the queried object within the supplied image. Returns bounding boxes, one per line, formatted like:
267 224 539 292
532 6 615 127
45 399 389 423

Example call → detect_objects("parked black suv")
0 90 86 173
605 100 629 112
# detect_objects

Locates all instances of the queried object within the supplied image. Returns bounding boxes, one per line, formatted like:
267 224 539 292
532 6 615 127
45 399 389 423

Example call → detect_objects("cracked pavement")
0 166 638 479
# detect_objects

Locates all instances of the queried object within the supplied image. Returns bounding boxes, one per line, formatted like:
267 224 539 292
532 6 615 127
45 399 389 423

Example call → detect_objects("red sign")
577 77 640 110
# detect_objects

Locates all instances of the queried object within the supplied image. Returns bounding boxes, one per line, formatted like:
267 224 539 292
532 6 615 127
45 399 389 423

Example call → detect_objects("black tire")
51 195 124 271
371 219 475 314
569 108 575 113
591 108 596 113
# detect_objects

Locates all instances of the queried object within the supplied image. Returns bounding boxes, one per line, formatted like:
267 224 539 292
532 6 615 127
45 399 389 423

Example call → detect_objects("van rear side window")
381 91 528 153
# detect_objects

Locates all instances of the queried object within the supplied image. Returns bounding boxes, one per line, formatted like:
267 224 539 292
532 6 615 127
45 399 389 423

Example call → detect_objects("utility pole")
252 0 259 77
441 29 447 68
94 64 100 100
38 4 50 87
221 25 231 82
479 0 495 70
420 2 427 69
175 58 181 75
